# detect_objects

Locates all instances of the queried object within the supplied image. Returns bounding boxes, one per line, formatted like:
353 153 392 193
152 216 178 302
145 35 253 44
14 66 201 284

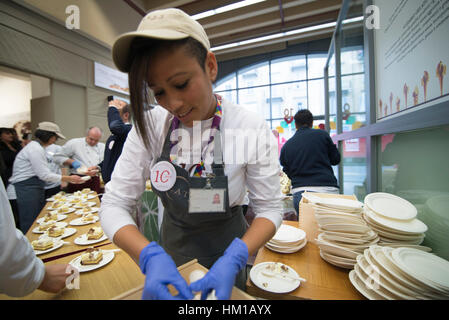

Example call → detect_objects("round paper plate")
365 192 417 221
41 227 77 239
265 239 307 253
250 262 301 293
37 214 68 224
50 208 76 215
32 222 68 234
364 207 427 234
69 250 114 272
391 247 449 292
356 255 416 300
271 225 306 243
74 233 108 245
363 248 428 299
69 216 99 226
33 239 65 255
349 270 383 300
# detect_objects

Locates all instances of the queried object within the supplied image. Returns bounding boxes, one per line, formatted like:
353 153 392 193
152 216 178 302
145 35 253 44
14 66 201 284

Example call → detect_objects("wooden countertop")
0 192 145 300
245 194 365 300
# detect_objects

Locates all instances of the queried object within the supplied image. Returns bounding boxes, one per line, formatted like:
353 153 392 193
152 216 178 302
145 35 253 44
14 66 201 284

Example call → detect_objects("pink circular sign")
150 161 176 192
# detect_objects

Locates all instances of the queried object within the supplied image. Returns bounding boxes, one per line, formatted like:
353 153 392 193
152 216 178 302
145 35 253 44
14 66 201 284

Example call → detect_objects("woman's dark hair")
128 37 208 149
294 109 314 128
34 129 57 143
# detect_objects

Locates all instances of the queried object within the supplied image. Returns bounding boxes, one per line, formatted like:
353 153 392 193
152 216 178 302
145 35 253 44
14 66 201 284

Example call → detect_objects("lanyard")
169 94 222 177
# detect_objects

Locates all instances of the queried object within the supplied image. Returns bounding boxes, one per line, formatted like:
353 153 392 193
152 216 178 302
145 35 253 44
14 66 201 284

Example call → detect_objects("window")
214 50 364 143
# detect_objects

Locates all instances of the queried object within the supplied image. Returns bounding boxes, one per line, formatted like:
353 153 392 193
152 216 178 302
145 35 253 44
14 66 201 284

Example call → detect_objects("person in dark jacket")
99 99 132 185
280 109 341 216
0 127 23 227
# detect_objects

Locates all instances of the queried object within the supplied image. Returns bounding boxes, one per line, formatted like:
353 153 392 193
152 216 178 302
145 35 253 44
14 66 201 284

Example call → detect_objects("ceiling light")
192 0 266 20
211 16 363 52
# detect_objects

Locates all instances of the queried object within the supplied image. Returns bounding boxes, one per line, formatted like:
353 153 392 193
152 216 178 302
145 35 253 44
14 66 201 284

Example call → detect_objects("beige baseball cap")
36 121 66 139
112 8 210 72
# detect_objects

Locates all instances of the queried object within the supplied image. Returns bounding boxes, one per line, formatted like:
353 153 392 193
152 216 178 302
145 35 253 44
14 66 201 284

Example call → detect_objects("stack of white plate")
302 192 379 269
349 245 449 300
265 224 307 253
363 193 428 246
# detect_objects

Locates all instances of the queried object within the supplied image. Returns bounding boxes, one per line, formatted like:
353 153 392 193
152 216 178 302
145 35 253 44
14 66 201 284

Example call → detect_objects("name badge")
189 189 226 213
150 161 176 191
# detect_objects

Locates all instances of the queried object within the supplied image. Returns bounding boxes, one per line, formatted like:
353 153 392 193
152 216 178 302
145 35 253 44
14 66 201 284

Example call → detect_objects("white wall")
0 71 31 127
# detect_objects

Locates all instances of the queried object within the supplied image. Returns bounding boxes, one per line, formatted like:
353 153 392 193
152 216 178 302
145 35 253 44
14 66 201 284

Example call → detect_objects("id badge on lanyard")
188 130 229 214
189 174 229 214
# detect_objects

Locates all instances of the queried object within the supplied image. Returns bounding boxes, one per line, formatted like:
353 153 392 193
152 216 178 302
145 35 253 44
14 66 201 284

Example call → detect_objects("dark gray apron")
151 125 247 270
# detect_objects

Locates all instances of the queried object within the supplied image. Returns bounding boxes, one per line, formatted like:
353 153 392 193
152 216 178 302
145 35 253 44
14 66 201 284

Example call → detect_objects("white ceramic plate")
365 192 417 221
321 231 378 245
69 216 99 226
377 244 432 252
316 238 360 259
249 262 301 294
41 227 77 239
349 270 383 300
37 214 68 224
320 223 372 234
75 207 100 215
74 233 108 245
271 225 306 243
32 222 68 234
265 239 307 253
319 251 355 269
73 201 97 209
353 264 398 300
49 208 76 215
363 207 427 234
33 239 65 255
391 247 449 292
69 250 115 272
316 215 365 226
363 248 427 299
356 255 416 300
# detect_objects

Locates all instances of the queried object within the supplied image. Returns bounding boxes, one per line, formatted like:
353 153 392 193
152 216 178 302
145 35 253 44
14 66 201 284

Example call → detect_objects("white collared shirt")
9 141 61 185
100 99 284 241
53 137 105 174
0 182 45 297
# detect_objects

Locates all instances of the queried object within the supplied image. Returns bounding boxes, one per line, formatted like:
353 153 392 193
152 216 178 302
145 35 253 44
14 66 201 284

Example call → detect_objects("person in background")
280 109 341 216
0 127 23 227
0 127 22 187
101 8 282 300
53 127 105 194
9 122 83 233
0 181 73 297
44 143 64 198
99 98 132 185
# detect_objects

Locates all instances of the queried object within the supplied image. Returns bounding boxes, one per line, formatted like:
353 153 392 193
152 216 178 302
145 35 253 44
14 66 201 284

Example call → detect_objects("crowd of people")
0 8 340 300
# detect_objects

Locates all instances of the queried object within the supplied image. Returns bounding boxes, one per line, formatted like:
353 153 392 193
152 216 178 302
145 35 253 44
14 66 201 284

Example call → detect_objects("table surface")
245 193 365 300
0 192 145 300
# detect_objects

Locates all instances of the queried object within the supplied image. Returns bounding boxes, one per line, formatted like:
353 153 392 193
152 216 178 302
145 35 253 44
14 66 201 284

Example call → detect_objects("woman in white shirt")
0 182 72 297
101 8 283 300
9 122 83 233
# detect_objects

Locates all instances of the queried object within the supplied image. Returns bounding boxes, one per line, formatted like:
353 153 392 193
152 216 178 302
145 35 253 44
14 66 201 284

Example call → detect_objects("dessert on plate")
82 213 95 222
47 225 64 237
80 247 103 265
32 237 54 251
39 221 55 231
86 227 104 240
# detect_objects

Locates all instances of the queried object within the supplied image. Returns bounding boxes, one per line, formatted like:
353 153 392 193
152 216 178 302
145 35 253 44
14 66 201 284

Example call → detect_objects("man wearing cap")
9 122 83 233
53 127 105 194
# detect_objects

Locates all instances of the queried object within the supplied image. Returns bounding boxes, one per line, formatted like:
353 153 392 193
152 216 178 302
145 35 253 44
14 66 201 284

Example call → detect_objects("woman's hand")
139 242 193 300
189 238 248 300
38 264 72 293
